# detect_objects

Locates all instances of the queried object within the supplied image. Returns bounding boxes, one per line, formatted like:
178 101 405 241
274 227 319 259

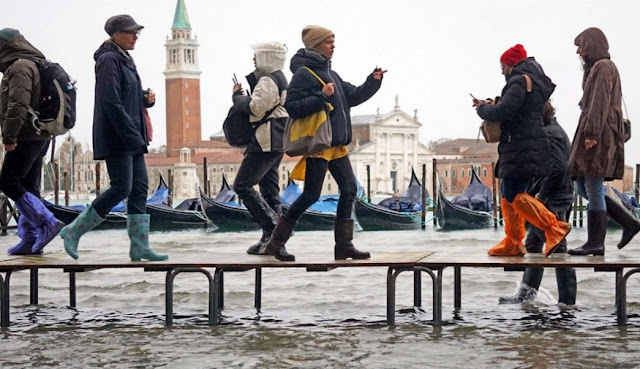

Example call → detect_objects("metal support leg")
454 266 462 310
387 266 443 325
30 269 38 305
165 267 218 326
1 272 12 327
617 268 640 326
414 269 422 308
217 269 224 311
69 271 76 308
255 268 262 311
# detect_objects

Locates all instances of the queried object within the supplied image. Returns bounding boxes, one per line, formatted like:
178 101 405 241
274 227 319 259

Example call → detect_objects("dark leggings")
92 153 148 217
285 155 357 221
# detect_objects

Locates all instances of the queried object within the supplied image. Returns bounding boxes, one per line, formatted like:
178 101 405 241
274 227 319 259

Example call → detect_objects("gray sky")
3 0 639 165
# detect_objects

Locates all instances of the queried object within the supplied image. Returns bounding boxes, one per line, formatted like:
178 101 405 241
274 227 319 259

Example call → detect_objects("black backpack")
223 73 283 148
27 59 77 136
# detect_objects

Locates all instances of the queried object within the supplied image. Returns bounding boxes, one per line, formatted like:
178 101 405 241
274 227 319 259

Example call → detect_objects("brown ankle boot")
265 215 296 261
334 218 370 260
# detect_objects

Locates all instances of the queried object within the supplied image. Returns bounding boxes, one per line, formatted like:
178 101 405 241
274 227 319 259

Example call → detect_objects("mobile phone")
232 73 239 85
469 93 478 100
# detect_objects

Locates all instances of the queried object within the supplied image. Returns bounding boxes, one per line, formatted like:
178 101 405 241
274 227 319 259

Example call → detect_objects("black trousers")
285 155 357 221
92 153 148 217
525 203 571 253
0 140 50 200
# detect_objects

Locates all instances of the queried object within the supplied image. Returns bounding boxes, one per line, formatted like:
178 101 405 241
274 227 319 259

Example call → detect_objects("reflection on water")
1 226 640 368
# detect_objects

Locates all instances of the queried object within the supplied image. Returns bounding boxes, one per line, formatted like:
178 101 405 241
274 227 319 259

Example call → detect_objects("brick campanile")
164 0 202 157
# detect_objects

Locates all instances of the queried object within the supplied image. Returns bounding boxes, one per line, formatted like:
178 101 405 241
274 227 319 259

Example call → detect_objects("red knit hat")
500 44 527 66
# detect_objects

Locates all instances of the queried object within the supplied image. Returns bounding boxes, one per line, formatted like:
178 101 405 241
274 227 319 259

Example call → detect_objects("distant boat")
353 168 424 231
436 167 493 230
199 176 261 232
280 177 336 231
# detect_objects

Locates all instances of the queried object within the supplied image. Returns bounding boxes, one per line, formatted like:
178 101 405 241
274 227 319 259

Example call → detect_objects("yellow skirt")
290 146 349 181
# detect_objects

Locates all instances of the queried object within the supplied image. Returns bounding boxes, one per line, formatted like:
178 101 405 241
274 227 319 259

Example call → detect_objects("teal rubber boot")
128 214 168 261
60 206 104 259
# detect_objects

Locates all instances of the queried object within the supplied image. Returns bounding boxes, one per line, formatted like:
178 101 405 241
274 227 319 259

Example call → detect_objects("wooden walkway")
1 251 640 327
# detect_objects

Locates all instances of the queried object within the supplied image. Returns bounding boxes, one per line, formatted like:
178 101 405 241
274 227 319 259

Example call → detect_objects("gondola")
353 169 424 231
44 201 127 230
436 167 494 230
199 176 261 232
280 178 336 231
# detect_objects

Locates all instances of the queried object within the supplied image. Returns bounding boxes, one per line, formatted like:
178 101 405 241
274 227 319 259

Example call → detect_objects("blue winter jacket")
92 41 152 160
285 48 381 147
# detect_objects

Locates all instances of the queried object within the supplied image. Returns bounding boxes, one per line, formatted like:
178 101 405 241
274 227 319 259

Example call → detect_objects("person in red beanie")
471 44 571 258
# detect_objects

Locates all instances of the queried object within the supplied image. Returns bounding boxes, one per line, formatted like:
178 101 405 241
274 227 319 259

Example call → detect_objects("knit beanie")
500 44 527 66
0 28 20 43
301 25 334 49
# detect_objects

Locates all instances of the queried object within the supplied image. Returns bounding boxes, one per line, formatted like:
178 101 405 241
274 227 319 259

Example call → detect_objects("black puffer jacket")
528 118 574 208
477 57 555 179
285 48 381 147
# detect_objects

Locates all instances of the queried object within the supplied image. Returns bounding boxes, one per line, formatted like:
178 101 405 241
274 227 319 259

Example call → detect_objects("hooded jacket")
0 33 48 144
568 27 624 180
477 57 555 180
232 42 288 153
284 48 381 148
92 40 151 160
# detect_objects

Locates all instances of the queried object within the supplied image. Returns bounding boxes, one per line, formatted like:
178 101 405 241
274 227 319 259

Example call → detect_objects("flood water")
1 224 640 368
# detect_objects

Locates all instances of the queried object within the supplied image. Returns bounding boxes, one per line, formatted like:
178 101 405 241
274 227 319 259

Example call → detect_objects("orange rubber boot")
511 193 572 257
488 198 526 256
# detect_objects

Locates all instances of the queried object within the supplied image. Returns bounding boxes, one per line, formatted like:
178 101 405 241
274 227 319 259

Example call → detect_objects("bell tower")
164 0 202 157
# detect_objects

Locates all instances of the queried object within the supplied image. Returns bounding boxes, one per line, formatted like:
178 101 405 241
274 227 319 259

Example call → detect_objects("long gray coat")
568 27 625 180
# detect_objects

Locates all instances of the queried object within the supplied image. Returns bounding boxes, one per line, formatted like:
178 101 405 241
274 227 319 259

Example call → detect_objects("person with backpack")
60 15 167 261
264 25 385 261
231 42 289 255
472 44 571 258
0 28 65 255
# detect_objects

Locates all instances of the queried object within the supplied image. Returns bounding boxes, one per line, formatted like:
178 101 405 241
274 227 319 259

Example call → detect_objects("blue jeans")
575 176 605 211
0 140 50 201
501 178 531 203
92 153 148 217
285 155 357 220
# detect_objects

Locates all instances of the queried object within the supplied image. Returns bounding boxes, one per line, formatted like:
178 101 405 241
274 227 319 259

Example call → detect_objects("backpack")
27 59 77 136
223 73 284 148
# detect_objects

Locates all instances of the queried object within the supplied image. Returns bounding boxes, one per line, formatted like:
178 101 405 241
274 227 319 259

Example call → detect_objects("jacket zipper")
326 66 349 142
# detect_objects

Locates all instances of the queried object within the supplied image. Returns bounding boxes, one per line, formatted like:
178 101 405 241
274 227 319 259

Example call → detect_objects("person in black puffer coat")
264 25 385 262
473 44 571 258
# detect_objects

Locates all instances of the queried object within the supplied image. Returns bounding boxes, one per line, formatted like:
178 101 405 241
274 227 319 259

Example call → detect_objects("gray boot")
499 267 544 304
556 267 577 305
568 210 607 255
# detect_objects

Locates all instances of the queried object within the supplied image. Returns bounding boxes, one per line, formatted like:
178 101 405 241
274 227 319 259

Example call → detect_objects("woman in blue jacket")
60 15 167 261
265 25 385 261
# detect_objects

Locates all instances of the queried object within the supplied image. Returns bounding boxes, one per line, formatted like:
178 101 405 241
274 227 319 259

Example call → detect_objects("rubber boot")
568 210 607 256
334 218 370 260
15 192 65 254
60 206 105 259
605 195 640 249
246 228 272 255
488 198 526 256
128 214 168 261
556 267 577 305
499 267 544 304
7 211 39 255
264 215 296 261
511 193 572 257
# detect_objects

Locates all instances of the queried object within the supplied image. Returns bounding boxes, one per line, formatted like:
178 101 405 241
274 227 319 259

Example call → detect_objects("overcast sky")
3 0 639 165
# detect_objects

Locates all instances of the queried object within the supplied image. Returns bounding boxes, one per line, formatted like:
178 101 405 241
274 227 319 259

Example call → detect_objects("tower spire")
172 0 191 30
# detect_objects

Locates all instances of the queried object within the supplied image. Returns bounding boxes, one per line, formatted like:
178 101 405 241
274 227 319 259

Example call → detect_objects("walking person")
0 28 64 255
231 42 288 255
568 27 640 256
265 25 386 261
60 15 167 261
500 101 577 305
472 44 571 258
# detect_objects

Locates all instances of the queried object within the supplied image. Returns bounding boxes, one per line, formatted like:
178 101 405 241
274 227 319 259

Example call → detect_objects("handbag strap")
522 74 532 92
301 66 327 86
622 94 629 119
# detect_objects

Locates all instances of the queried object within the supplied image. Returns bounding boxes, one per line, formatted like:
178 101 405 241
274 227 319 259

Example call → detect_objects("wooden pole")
492 162 498 228
54 161 60 205
95 162 101 197
579 195 584 228
432 158 437 226
63 171 69 206
203 157 208 196
366 165 371 203
635 164 639 204
573 185 578 227
168 169 173 207
421 164 427 230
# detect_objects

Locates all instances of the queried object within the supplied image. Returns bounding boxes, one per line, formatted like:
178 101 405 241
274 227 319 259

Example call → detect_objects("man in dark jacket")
0 28 64 255
231 42 288 255
500 101 577 305
60 15 167 262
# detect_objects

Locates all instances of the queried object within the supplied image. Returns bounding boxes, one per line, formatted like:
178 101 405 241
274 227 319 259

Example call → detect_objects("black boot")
264 215 296 261
499 267 544 304
246 228 272 255
605 195 640 249
556 267 577 305
568 210 607 255
334 218 370 260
